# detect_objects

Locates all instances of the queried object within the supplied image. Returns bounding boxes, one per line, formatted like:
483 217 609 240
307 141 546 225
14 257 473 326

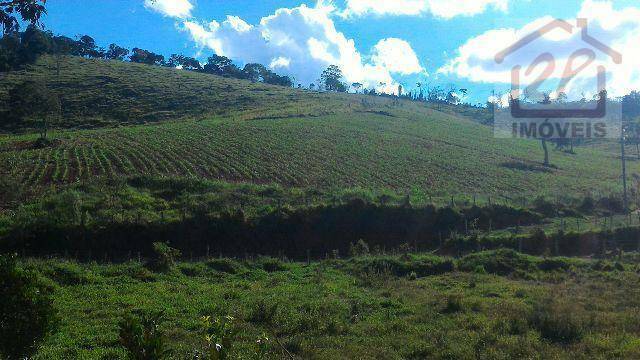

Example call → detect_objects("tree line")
0 25 294 87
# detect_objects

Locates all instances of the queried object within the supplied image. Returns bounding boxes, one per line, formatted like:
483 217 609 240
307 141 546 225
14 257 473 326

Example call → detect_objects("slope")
0 55 635 203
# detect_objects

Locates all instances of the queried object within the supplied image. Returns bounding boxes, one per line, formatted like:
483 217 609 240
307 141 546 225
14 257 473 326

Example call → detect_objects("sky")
40 0 640 104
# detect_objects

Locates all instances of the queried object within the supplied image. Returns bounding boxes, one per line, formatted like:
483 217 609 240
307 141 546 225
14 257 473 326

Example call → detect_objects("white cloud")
270 57 291 69
371 38 424 75
340 0 508 19
439 0 639 99
180 2 424 92
144 0 194 19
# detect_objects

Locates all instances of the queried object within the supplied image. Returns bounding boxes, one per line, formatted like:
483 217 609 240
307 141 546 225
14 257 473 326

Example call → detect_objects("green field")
0 56 636 204
21 251 640 359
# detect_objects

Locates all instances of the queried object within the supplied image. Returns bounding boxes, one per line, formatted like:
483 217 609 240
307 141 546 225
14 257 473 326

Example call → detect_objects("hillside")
0 55 356 129
0 55 636 202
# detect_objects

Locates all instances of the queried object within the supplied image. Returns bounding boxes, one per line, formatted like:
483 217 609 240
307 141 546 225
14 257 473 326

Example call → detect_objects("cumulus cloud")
371 38 424 75
439 0 639 99
340 0 508 19
144 0 194 19
180 2 424 92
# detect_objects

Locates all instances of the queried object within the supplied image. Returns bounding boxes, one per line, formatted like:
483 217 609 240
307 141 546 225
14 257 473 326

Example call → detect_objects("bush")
200 315 239 360
592 260 614 272
119 310 169 360
0 254 57 359
458 249 536 276
179 263 204 277
442 294 464 314
206 258 243 274
145 242 181 273
351 255 454 278
530 298 585 344
256 257 287 272
349 239 370 257
42 261 97 285
249 298 279 325
537 258 572 272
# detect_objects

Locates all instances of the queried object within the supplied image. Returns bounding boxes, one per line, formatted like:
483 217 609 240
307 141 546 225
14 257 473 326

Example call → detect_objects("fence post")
518 237 523 253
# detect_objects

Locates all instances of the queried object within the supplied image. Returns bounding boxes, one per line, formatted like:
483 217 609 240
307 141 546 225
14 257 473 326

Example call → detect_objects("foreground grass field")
23 250 640 359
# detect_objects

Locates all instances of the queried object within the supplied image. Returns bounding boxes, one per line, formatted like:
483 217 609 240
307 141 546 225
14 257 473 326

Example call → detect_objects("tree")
77 35 103 58
540 93 552 167
105 43 129 60
180 56 201 71
321 65 346 92
166 54 201 71
242 63 266 82
52 35 79 56
262 70 292 87
8 80 61 138
0 254 57 359
0 0 47 35
427 85 444 103
416 82 423 100
351 82 362 94
130 47 164 65
203 54 240 77
622 91 640 120
18 24 50 64
0 31 20 71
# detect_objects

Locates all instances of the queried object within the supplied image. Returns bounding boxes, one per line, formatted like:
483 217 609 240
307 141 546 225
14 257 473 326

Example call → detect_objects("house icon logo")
492 18 623 139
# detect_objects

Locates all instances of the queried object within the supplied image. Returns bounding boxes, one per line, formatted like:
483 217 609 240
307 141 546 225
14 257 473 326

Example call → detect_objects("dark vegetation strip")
3 195 637 260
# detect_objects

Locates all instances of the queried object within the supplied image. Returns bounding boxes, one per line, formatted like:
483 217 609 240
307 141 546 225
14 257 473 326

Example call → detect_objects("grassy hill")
0 56 636 205
0 55 358 129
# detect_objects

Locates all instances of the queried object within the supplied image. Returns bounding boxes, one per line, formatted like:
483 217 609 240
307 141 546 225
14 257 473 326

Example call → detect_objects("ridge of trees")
0 26 294 87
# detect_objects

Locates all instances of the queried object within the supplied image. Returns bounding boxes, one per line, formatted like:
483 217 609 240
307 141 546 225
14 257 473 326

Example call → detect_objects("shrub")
458 249 536 276
537 258 572 272
119 310 169 360
43 261 97 285
0 254 57 359
179 263 204 277
206 258 243 274
256 257 287 272
200 315 238 360
408 271 418 280
351 255 454 278
249 298 278 325
145 242 181 273
533 197 558 217
349 239 370 257
442 294 464 314
592 260 614 272
530 298 585 344
579 196 595 214
253 334 270 360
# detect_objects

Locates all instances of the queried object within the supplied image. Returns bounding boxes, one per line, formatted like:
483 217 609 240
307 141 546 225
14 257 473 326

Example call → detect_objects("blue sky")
40 0 640 104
